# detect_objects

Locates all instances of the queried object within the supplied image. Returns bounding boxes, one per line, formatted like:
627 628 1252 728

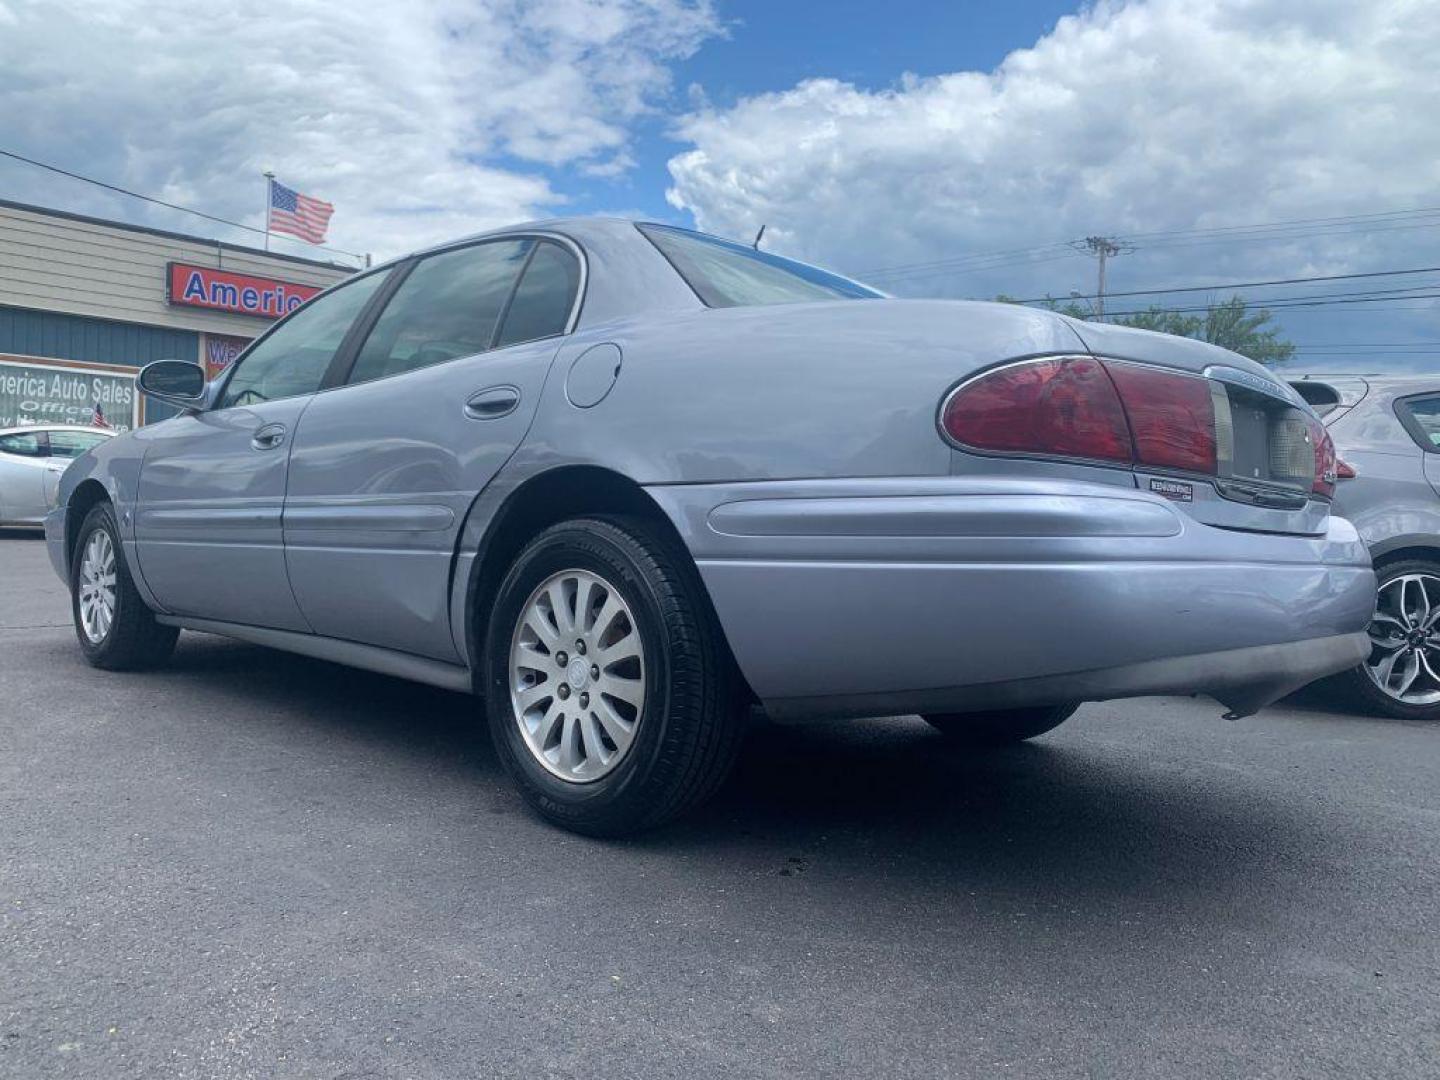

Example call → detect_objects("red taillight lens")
1104 362 1217 474
1310 416 1338 497
940 357 1132 463
942 357 1335 499
1337 459 1357 479
942 357 1218 473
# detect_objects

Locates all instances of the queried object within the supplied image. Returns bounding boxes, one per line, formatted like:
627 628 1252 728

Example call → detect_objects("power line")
856 203 1440 282
863 215 1440 287
860 245 1076 280
1118 218 1440 254
1153 284 1440 307
0 147 365 263
1291 342 1440 348
1013 264 1440 305
1098 292 1440 319
1073 283 1440 310
1115 207 1440 245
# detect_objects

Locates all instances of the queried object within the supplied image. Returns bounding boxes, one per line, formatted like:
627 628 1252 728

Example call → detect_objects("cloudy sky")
1 0 1438 366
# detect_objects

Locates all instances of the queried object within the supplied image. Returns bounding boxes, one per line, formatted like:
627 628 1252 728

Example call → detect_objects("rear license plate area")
1214 384 1312 507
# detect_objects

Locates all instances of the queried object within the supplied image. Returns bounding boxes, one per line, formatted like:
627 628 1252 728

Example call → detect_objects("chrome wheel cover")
508 568 646 783
1365 573 1440 705
78 528 117 644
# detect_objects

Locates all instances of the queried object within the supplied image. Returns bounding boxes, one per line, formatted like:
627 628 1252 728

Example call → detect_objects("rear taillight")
942 357 1339 501
942 356 1217 474
1310 416 1338 498
1104 362 1217 474
938 356 1132 463
1337 459 1357 480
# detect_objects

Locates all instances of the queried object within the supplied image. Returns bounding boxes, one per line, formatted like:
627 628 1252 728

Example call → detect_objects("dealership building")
0 199 353 431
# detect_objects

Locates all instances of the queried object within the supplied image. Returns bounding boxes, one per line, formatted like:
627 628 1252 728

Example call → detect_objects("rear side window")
637 223 882 308
218 269 391 409
1398 396 1440 450
48 431 108 458
0 432 43 457
495 241 581 348
348 239 532 386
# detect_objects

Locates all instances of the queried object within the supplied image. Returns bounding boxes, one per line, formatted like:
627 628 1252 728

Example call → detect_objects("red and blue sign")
166 262 322 319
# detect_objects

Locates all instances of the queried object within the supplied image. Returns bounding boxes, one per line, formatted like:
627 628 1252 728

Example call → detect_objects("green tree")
1108 308 1201 337
1178 296 1295 366
998 293 1296 366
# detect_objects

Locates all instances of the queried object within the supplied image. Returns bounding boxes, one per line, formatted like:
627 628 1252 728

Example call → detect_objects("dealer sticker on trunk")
1149 478 1194 502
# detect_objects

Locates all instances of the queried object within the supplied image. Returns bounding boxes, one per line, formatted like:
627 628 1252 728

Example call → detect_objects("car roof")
393 216 653 265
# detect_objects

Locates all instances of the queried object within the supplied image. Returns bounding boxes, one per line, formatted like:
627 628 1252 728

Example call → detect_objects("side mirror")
137 359 207 409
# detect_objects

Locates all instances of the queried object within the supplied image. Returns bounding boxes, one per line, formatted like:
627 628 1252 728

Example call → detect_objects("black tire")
1338 558 1440 722
482 515 745 836
922 703 1078 746
70 502 178 670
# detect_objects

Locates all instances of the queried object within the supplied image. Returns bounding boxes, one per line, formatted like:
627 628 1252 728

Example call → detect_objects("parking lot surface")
2 531 1438 1079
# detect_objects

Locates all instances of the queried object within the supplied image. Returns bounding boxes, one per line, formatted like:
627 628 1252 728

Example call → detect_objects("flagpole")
262 170 274 252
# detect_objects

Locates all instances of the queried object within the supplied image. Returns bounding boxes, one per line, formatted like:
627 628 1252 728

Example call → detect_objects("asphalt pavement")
2 530 1437 1079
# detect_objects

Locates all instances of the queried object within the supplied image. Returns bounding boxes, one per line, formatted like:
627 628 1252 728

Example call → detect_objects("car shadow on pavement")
159 631 487 759
1278 678 1422 726
670 718 1320 904
137 632 1330 919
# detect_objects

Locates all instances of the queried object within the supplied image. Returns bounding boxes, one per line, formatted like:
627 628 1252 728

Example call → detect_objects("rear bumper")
646 477 1376 719
753 633 1369 722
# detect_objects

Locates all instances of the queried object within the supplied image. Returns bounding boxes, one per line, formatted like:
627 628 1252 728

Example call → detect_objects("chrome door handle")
251 423 286 450
465 386 521 420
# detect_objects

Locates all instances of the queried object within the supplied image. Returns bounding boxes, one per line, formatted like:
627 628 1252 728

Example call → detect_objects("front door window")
216 269 391 409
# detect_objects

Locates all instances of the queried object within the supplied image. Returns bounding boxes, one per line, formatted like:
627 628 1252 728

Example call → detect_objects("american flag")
91 402 111 429
268 179 334 244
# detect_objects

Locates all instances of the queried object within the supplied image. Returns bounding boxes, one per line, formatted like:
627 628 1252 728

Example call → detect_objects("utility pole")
1068 235 1133 318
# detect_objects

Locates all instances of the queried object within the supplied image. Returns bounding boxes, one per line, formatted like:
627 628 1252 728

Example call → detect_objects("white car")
0 425 114 526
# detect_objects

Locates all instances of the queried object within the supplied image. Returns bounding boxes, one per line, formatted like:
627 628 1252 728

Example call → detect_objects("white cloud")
0 0 720 260
666 0 1440 352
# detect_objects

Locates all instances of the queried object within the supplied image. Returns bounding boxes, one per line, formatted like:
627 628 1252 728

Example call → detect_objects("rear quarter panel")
519 298 1087 483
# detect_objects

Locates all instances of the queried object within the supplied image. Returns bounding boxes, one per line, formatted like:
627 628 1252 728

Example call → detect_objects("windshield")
637 223 882 308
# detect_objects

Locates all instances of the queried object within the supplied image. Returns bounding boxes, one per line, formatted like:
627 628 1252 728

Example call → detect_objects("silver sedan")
0 425 113 526
47 219 1373 834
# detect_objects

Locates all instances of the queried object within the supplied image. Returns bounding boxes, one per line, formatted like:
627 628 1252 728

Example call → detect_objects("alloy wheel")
508 568 646 783
1364 573 1440 705
78 529 118 644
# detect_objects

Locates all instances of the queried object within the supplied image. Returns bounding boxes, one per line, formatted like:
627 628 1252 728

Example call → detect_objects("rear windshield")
637 223 882 308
